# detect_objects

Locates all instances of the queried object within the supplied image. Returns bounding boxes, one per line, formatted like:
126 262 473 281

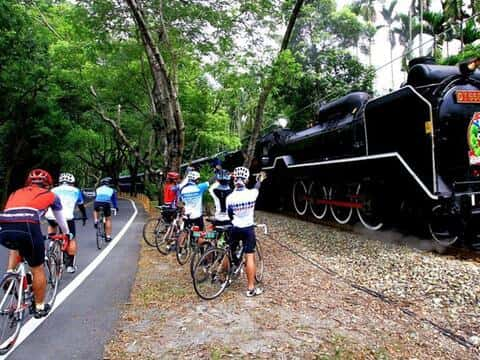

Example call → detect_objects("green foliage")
441 44 480 65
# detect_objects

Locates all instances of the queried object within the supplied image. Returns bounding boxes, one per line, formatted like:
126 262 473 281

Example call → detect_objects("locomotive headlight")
459 57 480 76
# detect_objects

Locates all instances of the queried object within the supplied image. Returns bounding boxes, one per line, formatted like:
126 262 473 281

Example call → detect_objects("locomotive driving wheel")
329 185 353 224
292 180 308 216
308 181 328 219
428 204 462 246
355 183 384 231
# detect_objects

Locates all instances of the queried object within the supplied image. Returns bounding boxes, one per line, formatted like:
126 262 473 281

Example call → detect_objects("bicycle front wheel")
0 274 23 354
189 240 213 278
254 241 264 283
45 242 61 306
143 218 165 247
192 247 230 300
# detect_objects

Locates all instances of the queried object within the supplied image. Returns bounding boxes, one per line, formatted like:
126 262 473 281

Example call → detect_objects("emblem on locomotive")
468 112 480 165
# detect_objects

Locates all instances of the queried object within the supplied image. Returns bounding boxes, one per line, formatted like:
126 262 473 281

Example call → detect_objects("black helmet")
100 177 112 186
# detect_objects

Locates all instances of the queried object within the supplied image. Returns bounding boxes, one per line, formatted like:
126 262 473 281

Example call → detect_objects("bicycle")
0 233 67 354
155 207 183 255
95 206 115 250
44 233 72 306
142 205 172 248
192 224 266 300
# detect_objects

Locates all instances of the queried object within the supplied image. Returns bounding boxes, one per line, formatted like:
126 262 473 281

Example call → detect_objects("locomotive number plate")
456 90 480 104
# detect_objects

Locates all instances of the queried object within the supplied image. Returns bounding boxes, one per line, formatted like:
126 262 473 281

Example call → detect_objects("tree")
380 0 399 89
243 0 305 167
423 11 446 57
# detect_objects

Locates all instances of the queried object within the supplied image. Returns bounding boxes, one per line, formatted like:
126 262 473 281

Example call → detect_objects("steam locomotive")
188 58 480 248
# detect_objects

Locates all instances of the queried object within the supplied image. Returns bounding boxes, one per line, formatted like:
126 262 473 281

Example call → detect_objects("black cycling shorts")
229 226 256 254
184 217 204 231
47 219 76 238
0 222 45 267
94 202 111 217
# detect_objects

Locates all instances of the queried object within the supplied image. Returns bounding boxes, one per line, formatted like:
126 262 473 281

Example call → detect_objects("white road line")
1 199 138 359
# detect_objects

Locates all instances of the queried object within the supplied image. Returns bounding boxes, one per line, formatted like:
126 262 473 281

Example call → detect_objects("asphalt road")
0 199 145 359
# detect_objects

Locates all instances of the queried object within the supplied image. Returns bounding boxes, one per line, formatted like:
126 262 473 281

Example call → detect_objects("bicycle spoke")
0 275 22 354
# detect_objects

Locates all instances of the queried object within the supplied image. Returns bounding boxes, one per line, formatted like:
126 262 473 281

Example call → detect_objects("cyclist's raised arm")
51 196 69 234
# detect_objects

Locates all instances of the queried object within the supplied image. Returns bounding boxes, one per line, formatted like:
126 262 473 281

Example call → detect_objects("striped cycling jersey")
94 185 118 208
209 182 232 222
226 187 259 228
0 185 62 223
45 184 84 220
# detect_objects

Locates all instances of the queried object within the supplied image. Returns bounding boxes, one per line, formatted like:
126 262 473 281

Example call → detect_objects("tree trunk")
243 0 305 167
125 0 185 172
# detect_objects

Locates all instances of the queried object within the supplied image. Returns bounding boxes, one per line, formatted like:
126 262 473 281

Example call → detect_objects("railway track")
260 226 480 353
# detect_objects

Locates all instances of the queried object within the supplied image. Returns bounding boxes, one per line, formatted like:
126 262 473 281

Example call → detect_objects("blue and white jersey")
226 188 259 228
45 184 84 220
180 182 209 219
95 185 118 208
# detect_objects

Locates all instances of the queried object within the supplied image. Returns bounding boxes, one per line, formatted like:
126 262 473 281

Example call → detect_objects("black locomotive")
188 58 480 247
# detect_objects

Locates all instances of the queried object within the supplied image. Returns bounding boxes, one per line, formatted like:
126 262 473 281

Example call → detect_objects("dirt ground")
104 211 480 359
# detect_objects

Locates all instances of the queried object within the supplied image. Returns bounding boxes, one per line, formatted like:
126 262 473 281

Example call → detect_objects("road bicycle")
0 233 67 354
192 224 266 300
96 206 115 250
155 208 183 255
142 205 173 248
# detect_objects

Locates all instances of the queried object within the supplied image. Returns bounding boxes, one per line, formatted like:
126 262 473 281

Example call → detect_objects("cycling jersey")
45 184 84 220
94 185 118 209
180 181 208 219
0 185 63 223
209 182 232 222
163 183 178 207
226 187 259 228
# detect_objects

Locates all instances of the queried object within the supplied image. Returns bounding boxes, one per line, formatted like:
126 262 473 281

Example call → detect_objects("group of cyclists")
0 169 118 318
163 163 267 297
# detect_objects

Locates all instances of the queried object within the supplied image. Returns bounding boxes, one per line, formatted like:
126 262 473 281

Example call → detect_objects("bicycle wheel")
0 274 23 354
176 231 191 265
190 240 212 278
254 241 264 283
96 220 105 250
192 248 230 300
143 218 165 247
156 224 173 255
45 242 61 306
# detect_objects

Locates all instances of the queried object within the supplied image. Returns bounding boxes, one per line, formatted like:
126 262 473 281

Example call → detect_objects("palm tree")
442 0 467 49
423 11 446 57
393 13 421 70
463 18 480 45
351 0 378 65
381 0 399 89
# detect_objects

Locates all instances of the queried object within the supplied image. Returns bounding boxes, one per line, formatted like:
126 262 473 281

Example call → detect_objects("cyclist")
45 173 87 274
208 169 233 226
93 178 118 242
163 172 180 208
226 167 267 297
0 169 71 318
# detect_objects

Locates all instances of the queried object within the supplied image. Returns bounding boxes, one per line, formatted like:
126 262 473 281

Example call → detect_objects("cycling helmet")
100 177 112 186
187 171 200 182
216 169 231 185
233 166 250 180
59 172 75 184
26 169 53 187
167 172 179 181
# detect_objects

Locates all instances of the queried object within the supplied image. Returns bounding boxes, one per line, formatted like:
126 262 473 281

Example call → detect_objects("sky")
336 0 451 94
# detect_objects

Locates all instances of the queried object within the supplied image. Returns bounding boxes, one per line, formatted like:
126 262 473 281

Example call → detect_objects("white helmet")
233 167 249 180
187 171 200 182
59 172 75 184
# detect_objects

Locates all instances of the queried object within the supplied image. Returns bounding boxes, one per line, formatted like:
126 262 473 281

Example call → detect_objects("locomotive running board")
262 152 439 200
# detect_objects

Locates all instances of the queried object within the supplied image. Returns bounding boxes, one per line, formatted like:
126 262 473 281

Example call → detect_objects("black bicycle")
192 224 266 300
96 206 107 250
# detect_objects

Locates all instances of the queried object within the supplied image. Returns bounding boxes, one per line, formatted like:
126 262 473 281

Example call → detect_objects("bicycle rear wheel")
192 248 230 300
254 241 264 283
45 242 61 306
143 218 166 247
0 274 23 354
176 232 191 265
96 220 105 250
189 240 213 278
156 224 173 255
